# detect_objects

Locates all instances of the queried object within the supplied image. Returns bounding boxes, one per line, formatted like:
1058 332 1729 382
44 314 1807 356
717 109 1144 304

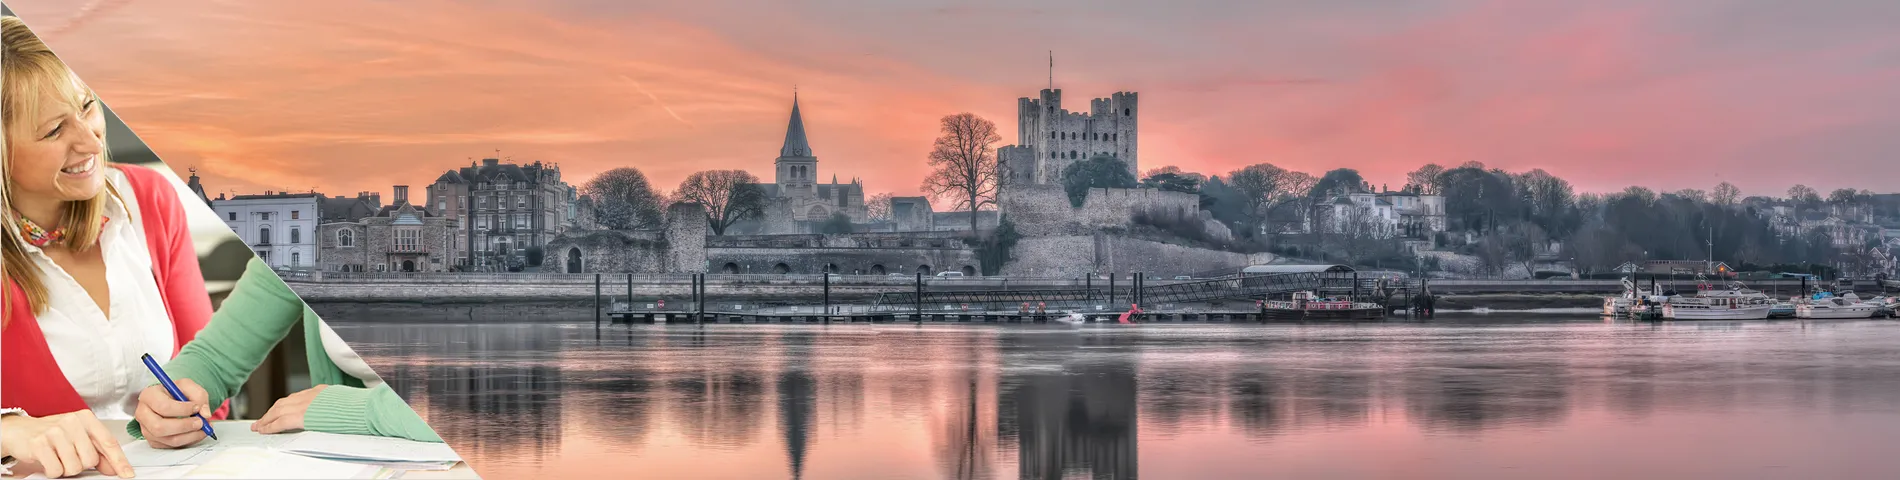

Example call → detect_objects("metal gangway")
873 271 1358 309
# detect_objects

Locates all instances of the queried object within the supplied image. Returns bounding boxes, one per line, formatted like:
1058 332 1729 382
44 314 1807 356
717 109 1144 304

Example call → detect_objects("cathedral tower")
774 92 818 195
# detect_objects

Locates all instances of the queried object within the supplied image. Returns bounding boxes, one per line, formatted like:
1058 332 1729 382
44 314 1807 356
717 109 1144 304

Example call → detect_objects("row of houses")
212 157 590 273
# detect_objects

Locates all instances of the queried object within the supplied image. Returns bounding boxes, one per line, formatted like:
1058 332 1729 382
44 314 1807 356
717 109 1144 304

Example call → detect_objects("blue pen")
140 354 217 440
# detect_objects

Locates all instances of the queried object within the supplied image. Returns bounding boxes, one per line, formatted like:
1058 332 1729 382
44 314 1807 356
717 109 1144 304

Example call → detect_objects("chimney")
394 185 410 205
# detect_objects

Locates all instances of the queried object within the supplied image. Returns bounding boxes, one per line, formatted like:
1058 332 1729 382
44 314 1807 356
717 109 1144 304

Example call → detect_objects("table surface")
4 420 480 479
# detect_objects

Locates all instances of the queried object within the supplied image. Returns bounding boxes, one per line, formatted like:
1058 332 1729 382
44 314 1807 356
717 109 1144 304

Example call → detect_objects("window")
1124 108 1131 116
227 212 236 221
517 195 525 208
1112 133 1118 141
479 196 488 208
515 214 527 228
376 263 386 272
259 226 272 244
395 229 420 251
1069 150 1077 159
338 230 354 247
1050 151 1056 159
1049 131 1055 139
291 252 300 267
291 210 300 220
478 216 489 229
290 228 301 244
260 212 272 221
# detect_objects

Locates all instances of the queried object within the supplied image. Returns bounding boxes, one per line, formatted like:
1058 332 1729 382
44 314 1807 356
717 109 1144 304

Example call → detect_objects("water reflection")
334 320 1900 479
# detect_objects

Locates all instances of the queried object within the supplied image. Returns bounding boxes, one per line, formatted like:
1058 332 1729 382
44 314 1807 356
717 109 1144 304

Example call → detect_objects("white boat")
1052 311 1087 326
1603 278 1639 316
1795 293 1879 319
1662 282 1774 320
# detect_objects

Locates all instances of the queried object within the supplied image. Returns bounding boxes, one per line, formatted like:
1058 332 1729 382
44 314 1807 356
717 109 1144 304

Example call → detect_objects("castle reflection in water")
337 321 1900 479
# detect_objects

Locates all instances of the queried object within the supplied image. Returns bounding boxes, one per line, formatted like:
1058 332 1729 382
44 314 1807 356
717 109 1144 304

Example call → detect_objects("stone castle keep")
545 83 1249 278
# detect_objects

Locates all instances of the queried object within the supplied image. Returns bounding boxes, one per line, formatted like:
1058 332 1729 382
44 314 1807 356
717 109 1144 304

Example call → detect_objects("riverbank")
301 293 1610 322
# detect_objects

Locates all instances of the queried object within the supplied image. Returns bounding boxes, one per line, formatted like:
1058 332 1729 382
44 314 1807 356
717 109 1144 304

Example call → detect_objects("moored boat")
1795 292 1879 319
1662 282 1774 320
1262 291 1386 320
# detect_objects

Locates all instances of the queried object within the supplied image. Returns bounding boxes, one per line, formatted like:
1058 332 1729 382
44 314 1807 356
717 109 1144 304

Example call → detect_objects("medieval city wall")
1000 233 1255 278
1001 184 1201 236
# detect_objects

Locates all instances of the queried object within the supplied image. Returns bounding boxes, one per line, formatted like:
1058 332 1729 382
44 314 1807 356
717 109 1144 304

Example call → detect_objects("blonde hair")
3 15 116 318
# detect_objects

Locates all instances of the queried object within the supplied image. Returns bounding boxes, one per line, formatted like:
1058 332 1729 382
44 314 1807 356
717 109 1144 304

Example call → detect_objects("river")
329 317 1900 479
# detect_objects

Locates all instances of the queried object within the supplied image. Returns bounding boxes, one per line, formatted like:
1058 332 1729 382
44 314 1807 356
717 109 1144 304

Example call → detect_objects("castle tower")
774 92 818 195
1015 88 1138 184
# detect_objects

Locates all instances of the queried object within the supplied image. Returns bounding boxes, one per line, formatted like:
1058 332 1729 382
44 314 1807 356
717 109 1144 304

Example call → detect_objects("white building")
1310 189 1448 241
212 191 322 269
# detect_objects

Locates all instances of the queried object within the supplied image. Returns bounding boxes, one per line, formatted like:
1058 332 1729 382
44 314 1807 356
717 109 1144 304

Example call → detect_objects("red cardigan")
3 164 223 418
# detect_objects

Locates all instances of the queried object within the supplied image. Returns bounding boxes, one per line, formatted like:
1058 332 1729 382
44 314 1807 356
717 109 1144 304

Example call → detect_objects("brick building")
318 186 461 273
427 157 579 270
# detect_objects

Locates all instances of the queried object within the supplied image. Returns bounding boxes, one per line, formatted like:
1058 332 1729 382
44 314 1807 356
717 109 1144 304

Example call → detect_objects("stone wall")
1000 234 1253 278
707 247 980 276
706 231 980 275
544 230 670 273
663 202 709 272
1000 184 1200 236
542 202 707 273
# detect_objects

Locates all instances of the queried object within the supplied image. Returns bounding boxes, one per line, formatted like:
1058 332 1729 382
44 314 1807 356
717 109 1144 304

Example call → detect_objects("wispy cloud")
6 0 1898 199
621 75 693 128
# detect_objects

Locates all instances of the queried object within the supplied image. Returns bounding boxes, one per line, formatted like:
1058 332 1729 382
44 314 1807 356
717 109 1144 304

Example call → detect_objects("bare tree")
866 192 894 222
584 167 665 229
1787 184 1820 204
1225 163 1290 223
674 169 766 235
1673 189 1708 203
1712 182 1740 206
922 113 1002 232
1406 163 1446 194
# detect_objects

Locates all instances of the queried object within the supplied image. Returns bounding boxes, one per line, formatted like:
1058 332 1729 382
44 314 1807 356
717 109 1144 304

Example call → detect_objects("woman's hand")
0 410 136 478
253 385 329 434
134 378 214 449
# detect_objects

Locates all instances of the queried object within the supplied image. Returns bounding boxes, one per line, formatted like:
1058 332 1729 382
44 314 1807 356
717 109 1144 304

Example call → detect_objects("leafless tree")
673 169 766 235
1226 163 1290 222
866 192 894 222
1712 182 1740 206
1787 184 1820 205
922 113 1002 232
1673 189 1708 204
1406 163 1445 194
583 167 665 229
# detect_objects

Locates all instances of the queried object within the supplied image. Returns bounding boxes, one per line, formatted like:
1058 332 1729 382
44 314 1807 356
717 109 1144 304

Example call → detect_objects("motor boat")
1052 311 1087 326
1795 292 1879 319
1663 282 1774 320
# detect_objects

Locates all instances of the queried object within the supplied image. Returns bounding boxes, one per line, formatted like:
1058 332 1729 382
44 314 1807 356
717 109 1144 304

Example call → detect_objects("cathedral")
736 94 868 234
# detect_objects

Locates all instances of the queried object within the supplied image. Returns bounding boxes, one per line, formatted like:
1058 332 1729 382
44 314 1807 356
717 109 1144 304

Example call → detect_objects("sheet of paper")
121 427 301 467
19 465 196 479
279 432 462 463
175 447 392 479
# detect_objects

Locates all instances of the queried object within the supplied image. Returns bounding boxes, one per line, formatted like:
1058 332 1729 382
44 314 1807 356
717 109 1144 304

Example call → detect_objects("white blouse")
23 168 177 420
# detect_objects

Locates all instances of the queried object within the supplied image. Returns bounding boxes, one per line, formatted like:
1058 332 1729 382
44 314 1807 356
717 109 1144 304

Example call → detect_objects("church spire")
780 91 813 158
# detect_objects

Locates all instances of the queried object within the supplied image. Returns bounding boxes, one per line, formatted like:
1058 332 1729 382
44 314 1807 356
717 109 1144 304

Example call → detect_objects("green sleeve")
130 257 304 439
303 384 444 443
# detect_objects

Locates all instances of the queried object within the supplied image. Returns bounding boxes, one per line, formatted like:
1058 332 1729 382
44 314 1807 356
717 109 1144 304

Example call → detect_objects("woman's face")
6 70 107 205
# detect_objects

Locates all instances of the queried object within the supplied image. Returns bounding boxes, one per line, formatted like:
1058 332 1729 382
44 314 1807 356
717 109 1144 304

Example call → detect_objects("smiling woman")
0 14 220 479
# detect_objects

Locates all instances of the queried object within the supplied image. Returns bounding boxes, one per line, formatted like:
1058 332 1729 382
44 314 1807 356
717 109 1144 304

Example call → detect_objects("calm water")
331 318 1900 479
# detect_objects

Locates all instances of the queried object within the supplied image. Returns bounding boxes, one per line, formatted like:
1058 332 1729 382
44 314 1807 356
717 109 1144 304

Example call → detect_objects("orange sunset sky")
9 0 1900 201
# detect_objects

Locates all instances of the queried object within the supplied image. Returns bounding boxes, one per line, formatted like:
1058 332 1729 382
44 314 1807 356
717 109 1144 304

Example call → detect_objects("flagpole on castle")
1048 50 1053 90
